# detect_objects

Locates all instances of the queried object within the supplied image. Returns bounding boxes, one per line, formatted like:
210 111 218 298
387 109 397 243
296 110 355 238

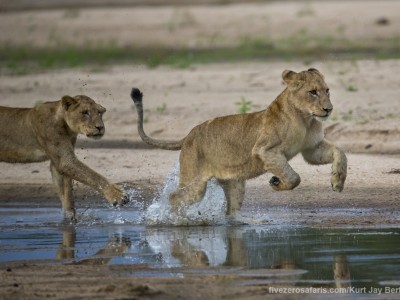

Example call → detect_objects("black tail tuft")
130 88 143 103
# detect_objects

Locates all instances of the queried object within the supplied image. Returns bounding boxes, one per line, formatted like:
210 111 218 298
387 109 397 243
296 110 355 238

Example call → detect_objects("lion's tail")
130 88 183 151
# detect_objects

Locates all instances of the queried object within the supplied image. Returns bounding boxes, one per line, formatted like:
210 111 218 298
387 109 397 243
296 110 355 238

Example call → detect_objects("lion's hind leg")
169 145 210 214
50 162 75 221
169 176 209 214
218 179 245 216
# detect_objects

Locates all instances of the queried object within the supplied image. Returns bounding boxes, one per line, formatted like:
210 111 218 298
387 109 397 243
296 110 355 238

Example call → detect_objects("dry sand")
0 1 399 299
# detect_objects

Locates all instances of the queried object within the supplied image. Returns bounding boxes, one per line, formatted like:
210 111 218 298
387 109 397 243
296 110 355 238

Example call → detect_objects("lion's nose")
323 107 332 114
96 125 104 132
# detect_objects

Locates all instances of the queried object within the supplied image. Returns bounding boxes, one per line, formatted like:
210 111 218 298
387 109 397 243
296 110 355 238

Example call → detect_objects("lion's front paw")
269 174 301 191
104 184 129 206
331 172 346 192
269 176 282 191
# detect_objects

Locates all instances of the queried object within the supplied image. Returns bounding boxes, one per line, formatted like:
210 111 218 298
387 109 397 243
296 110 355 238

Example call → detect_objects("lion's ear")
62 96 78 111
97 104 106 114
308 68 324 79
282 70 298 85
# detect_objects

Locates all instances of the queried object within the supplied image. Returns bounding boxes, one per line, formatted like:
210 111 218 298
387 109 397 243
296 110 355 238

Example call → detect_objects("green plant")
336 24 346 37
346 85 358 92
156 103 167 114
330 114 339 122
3 34 400 75
235 97 252 114
34 100 44 106
386 113 396 119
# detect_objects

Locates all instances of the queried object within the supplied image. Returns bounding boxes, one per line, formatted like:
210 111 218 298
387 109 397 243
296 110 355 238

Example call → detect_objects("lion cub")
0 95 129 221
131 68 347 219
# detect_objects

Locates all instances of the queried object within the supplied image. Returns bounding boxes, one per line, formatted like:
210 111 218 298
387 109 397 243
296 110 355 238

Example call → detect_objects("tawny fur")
131 68 347 217
0 95 128 221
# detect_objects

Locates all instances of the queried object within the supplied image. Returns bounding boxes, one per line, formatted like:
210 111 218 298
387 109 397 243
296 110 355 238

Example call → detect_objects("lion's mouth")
87 133 104 139
312 113 330 121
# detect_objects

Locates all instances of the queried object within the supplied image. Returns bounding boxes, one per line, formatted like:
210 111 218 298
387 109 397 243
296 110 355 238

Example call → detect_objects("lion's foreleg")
50 162 74 214
53 154 128 206
50 162 75 221
301 139 347 192
257 150 301 191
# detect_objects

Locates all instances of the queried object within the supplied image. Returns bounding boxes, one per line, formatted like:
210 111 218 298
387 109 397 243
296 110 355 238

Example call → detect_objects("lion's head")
282 68 333 122
61 95 106 139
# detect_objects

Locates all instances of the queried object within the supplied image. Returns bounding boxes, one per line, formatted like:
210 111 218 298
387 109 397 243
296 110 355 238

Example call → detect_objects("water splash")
78 206 144 226
77 187 146 226
145 161 227 226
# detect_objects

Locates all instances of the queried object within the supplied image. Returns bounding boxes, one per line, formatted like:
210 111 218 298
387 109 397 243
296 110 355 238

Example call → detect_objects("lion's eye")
309 90 318 96
82 110 90 117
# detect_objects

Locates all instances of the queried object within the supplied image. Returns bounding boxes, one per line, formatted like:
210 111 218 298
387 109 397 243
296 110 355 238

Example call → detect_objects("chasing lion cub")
131 68 347 220
0 95 129 221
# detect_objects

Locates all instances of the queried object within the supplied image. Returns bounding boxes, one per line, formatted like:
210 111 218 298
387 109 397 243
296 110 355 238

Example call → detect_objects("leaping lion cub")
131 68 347 219
0 95 129 221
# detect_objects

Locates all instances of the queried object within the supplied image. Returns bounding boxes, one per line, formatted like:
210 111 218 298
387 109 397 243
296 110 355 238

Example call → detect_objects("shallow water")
1 164 399 294
0 202 399 293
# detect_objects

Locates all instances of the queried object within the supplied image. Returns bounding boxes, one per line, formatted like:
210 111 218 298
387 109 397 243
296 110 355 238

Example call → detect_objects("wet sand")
0 264 316 300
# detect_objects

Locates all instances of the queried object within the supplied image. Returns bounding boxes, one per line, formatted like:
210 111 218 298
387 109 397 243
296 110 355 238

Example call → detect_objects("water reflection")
142 226 357 289
56 226 131 265
5 225 394 290
333 255 351 288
